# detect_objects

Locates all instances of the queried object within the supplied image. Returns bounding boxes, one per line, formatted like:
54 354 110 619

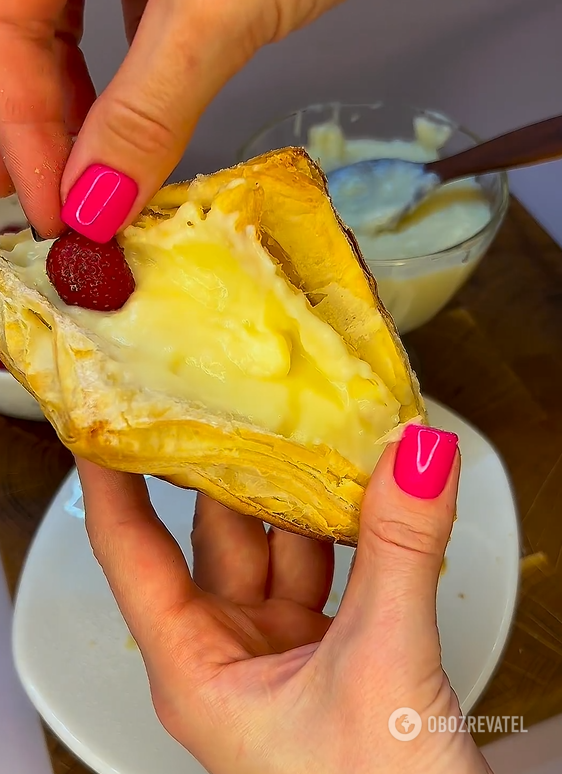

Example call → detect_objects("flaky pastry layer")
0 148 425 545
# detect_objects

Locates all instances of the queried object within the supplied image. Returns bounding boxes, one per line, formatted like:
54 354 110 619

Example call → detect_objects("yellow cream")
3 194 402 473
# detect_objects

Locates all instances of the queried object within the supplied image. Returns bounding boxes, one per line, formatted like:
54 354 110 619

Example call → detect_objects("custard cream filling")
1 191 402 473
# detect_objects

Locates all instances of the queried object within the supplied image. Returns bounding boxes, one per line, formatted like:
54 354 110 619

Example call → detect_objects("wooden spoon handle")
426 115 562 183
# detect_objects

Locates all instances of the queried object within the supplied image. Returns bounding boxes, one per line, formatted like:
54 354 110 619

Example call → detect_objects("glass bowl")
238 102 509 334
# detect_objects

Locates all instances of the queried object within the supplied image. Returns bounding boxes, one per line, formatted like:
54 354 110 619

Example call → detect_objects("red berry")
0 224 24 235
0 360 6 371
46 231 135 311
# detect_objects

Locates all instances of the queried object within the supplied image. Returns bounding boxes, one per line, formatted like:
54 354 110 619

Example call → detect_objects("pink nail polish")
61 164 138 243
394 425 458 499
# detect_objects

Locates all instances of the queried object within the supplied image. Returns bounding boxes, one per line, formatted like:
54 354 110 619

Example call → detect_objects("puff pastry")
0 148 425 545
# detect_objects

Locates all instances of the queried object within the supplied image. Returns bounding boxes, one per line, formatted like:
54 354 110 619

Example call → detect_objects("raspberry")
46 231 135 311
0 360 6 371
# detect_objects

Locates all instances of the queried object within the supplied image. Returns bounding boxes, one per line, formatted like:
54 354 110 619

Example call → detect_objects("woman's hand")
79 426 493 774
0 0 96 235
0 0 344 239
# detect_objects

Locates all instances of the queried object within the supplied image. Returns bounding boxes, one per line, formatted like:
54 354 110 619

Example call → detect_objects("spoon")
326 114 562 234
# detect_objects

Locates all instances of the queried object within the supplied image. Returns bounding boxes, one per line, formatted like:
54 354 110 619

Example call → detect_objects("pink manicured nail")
394 425 458 499
61 164 138 243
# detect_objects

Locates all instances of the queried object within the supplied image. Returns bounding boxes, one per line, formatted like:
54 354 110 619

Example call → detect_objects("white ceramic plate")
0 370 46 421
13 397 520 774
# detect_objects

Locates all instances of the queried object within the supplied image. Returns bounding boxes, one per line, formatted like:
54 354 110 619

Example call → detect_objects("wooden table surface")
1 197 562 771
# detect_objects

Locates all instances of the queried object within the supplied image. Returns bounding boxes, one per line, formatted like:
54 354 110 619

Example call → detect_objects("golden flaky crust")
0 148 425 546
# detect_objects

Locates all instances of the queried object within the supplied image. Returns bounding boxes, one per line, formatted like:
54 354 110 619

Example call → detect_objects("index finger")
0 0 72 236
78 459 197 649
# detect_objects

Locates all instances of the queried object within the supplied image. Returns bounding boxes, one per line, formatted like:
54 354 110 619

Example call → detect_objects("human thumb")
331 425 460 666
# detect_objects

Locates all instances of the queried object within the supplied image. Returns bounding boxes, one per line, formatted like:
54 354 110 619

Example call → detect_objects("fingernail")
394 425 458 499
61 164 138 243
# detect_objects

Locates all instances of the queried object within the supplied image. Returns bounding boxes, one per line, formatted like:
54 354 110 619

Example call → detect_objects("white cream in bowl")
307 118 497 333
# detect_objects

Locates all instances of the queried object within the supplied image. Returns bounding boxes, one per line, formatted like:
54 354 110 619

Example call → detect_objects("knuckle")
267 0 334 42
0 18 52 43
370 504 447 558
100 96 177 158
